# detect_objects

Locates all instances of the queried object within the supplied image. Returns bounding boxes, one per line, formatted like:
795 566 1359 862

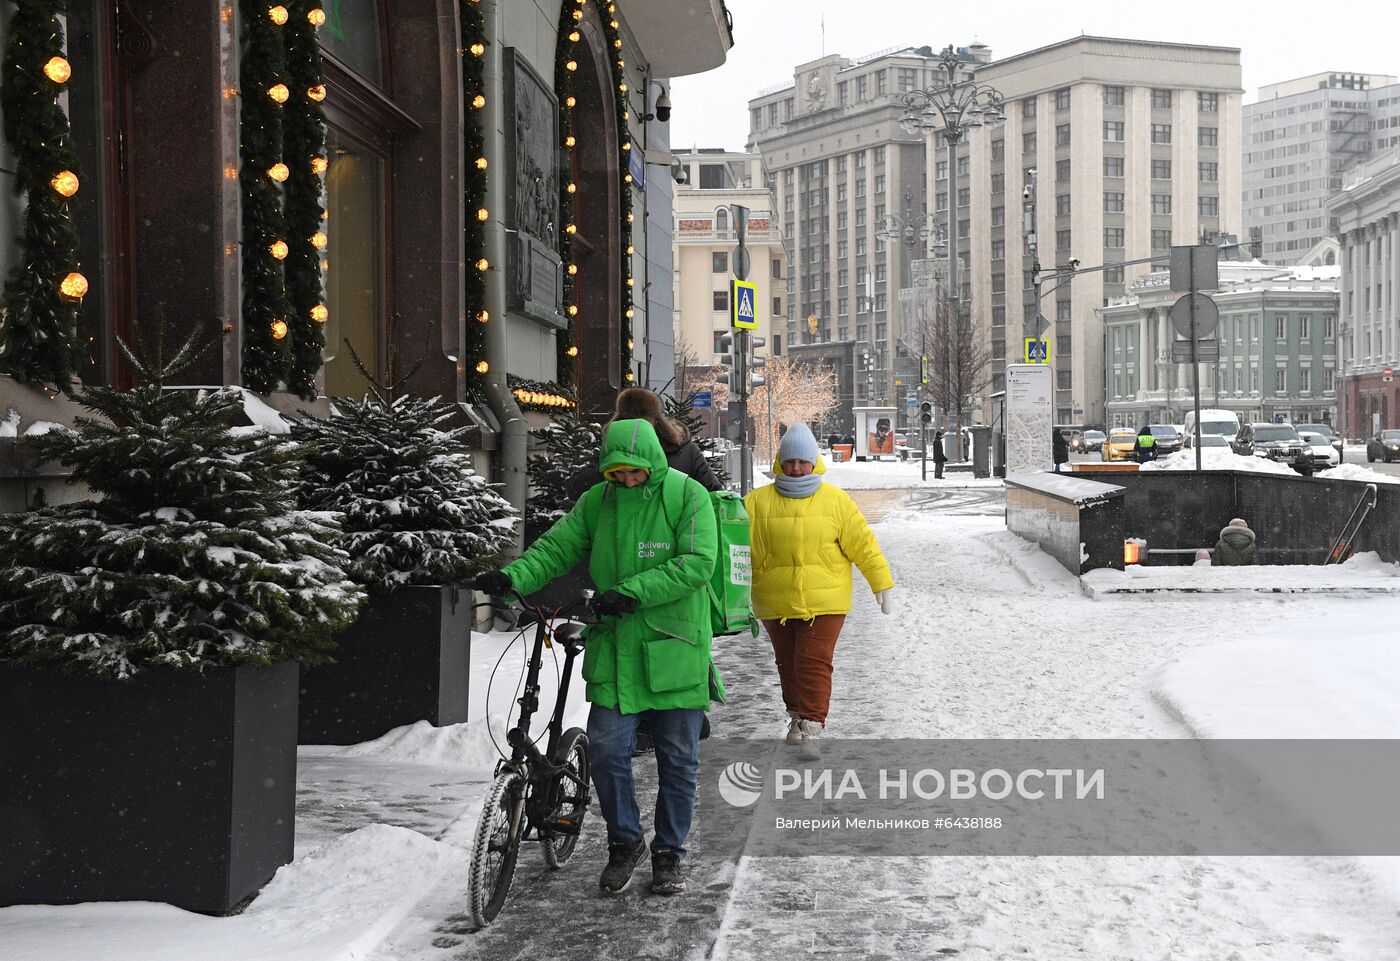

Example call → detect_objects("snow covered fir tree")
293 384 517 592
525 412 603 534
0 335 365 679
666 390 730 488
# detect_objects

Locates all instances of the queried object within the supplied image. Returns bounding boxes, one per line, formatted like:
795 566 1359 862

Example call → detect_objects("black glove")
474 570 513 596
591 589 638 616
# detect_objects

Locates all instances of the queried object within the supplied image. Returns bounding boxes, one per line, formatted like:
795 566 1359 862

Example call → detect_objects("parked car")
1102 428 1138 462
1296 423 1343 463
1082 429 1106 453
1146 424 1183 454
1366 429 1400 463
1298 430 1340 469
1182 432 1229 450
1232 422 1311 473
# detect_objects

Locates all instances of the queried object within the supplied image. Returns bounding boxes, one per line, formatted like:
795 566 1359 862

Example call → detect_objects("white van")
1183 408 1241 442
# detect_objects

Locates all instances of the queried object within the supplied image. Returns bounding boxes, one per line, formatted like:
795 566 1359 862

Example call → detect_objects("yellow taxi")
1101 428 1138 462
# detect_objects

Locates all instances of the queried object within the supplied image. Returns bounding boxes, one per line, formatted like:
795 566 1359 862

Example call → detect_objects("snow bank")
238 389 293 435
320 716 505 770
0 824 449 961
1083 561 1400 596
1139 448 1294 474
1317 463 1400 484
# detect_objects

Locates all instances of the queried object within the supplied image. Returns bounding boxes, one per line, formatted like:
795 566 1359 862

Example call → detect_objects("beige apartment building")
748 37 1243 428
672 149 787 373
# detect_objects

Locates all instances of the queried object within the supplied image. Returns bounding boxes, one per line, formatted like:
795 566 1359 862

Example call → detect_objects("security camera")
671 162 688 185
1022 186 1032 200
654 90 671 123
1068 258 1081 270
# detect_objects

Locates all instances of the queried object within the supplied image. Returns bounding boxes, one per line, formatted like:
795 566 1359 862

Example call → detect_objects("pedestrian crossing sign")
1023 338 1050 364
731 279 757 330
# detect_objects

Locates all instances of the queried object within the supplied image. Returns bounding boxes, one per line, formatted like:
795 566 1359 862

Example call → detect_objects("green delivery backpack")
659 474 758 638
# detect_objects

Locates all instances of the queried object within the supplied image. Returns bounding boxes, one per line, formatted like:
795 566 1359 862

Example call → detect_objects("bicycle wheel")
468 770 524 928
541 727 590 868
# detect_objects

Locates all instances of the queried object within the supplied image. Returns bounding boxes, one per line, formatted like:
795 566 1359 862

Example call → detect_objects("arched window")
715 206 729 238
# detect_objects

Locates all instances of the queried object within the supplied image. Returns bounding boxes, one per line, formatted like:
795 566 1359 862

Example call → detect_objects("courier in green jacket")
478 419 717 897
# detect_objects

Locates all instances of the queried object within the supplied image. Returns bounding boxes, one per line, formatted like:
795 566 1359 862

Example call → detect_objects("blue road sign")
691 390 713 409
732 279 757 330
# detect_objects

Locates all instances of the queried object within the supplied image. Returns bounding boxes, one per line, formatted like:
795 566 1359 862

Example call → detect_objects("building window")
838 81 849 107
1055 123 1071 146
773 297 782 317
1199 161 1219 182
837 182 848 202
1056 229 1072 252
991 239 1005 260
856 75 869 101
836 155 848 173
1152 159 1172 180
992 306 1006 327
713 290 728 312
856 208 866 227
1056 159 1070 181
1022 97 1037 119
1152 194 1172 215
991 172 1004 193
1325 315 1336 339
855 151 866 168
1276 315 1287 341
935 159 948 181
1199 92 1219 113
1103 85 1125 107
1105 266 1125 284
897 68 917 93
1199 196 1219 217
1023 131 1037 154
874 145 885 165
1151 123 1172 144
1103 121 1125 142
958 187 970 207
1056 194 1071 215
1151 89 1172 109
1275 368 1287 393
1105 227 1125 248
874 174 886 195
991 206 1005 227
957 155 969 176
1152 228 1172 249
935 191 947 211
837 211 847 230
1324 368 1335 391
876 71 888 96
1104 156 1125 178
1104 191 1125 213
1300 314 1311 340
322 127 388 397
1055 87 1071 110
1198 126 1219 147
991 139 1004 160
838 268 848 287
856 236 867 256
751 108 763 131
991 272 1005 292
712 251 728 273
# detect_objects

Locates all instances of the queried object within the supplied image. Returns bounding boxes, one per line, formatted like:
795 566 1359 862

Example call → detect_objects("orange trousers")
762 615 846 725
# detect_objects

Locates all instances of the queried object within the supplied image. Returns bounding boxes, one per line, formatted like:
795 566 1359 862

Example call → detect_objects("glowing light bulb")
308 7 326 27
58 271 88 301
475 156 488 170
567 305 579 316
43 57 71 84
307 84 327 102
567 264 578 275
310 304 329 322
476 208 489 222
476 310 489 323
565 61 577 72
470 42 485 57
270 240 289 259
565 96 576 108
475 360 490 374
566 182 576 193
567 346 578 357
565 223 576 235
476 257 490 271
311 231 328 249
565 135 576 148
268 6 289 24
271 319 288 340
472 94 486 108
268 84 290 103
311 155 328 174
50 170 79 197
268 162 289 182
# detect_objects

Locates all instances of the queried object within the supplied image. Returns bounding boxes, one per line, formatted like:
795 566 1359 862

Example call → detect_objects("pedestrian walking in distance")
744 423 893 762
933 429 948 480
475 419 717 897
1053 428 1069 473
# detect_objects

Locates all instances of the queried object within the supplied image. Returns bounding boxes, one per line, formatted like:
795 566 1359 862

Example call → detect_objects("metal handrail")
1324 482 1377 564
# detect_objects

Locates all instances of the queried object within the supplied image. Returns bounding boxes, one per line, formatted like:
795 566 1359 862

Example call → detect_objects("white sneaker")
784 712 802 746
798 720 823 762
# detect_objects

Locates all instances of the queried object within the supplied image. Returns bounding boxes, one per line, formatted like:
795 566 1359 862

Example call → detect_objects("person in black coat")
1053 428 1070 472
932 429 948 479
568 387 724 498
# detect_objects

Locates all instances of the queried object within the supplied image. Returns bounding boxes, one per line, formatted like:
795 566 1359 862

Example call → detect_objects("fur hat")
1228 518 1249 529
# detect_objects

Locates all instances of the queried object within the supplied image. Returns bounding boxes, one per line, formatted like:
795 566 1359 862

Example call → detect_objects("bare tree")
673 334 700 398
748 356 840 461
902 285 993 440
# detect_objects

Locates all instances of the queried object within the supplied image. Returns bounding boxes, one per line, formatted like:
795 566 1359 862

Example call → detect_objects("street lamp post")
899 46 1005 461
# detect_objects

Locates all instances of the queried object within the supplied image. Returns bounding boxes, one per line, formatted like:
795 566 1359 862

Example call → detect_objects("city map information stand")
1005 364 1053 476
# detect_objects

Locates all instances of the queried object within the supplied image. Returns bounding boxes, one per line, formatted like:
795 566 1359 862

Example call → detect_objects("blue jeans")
586 704 704 857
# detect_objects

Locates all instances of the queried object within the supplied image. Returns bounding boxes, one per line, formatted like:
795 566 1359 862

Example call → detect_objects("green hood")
600 418 669 487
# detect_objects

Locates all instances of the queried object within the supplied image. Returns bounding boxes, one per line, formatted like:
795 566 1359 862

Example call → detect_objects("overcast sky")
669 0 1400 151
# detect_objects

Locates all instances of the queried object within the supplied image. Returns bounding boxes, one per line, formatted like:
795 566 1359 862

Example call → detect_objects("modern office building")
1243 71 1400 266
671 148 786 372
1100 260 1339 429
748 36 1243 430
1329 147 1400 439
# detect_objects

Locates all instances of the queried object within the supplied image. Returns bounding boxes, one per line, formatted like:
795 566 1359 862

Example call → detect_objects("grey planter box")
0 661 299 914
297 585 472 745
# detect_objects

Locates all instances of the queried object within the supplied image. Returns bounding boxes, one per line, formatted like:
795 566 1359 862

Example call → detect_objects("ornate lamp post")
899 45 1004 456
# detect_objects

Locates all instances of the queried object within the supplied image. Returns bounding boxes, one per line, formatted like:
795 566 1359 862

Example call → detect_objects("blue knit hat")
777 423 819 464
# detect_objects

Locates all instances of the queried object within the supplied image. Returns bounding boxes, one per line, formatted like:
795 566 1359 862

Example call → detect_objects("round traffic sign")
1170 293 1219 340
1385 367 1393 383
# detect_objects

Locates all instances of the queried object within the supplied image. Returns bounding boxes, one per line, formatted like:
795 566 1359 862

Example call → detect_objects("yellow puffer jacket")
744 456 894 621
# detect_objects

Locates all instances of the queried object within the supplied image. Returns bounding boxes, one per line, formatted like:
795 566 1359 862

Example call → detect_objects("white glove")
876 589 893 615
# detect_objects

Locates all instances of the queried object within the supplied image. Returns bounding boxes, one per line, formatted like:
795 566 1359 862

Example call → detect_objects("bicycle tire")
468 770 524 928
541 727 590 869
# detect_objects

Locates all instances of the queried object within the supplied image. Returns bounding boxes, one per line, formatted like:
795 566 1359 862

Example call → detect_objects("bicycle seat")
553 622 587 646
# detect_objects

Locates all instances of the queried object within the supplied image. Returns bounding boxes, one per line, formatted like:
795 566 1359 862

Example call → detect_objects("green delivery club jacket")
504 419 718 714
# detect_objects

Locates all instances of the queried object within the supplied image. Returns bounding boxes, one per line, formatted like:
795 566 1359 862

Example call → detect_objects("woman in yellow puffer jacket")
744 423 893 760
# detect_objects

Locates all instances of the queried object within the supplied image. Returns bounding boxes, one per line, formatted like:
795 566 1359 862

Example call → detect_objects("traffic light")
920 401 933 425
717 332 736 390
748 336 766 390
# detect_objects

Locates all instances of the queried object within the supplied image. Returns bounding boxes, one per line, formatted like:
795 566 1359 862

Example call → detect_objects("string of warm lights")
509 375 577 412
239 1 328 396
462 0 490 381
239 0 298 392
281 0 330 400
0 1 86 388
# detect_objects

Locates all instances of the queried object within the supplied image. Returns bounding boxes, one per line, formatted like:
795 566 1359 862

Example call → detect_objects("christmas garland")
461 0 489 386
508 374 575 412
0 0 85 389
554 0 636 390
238 2 328 398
